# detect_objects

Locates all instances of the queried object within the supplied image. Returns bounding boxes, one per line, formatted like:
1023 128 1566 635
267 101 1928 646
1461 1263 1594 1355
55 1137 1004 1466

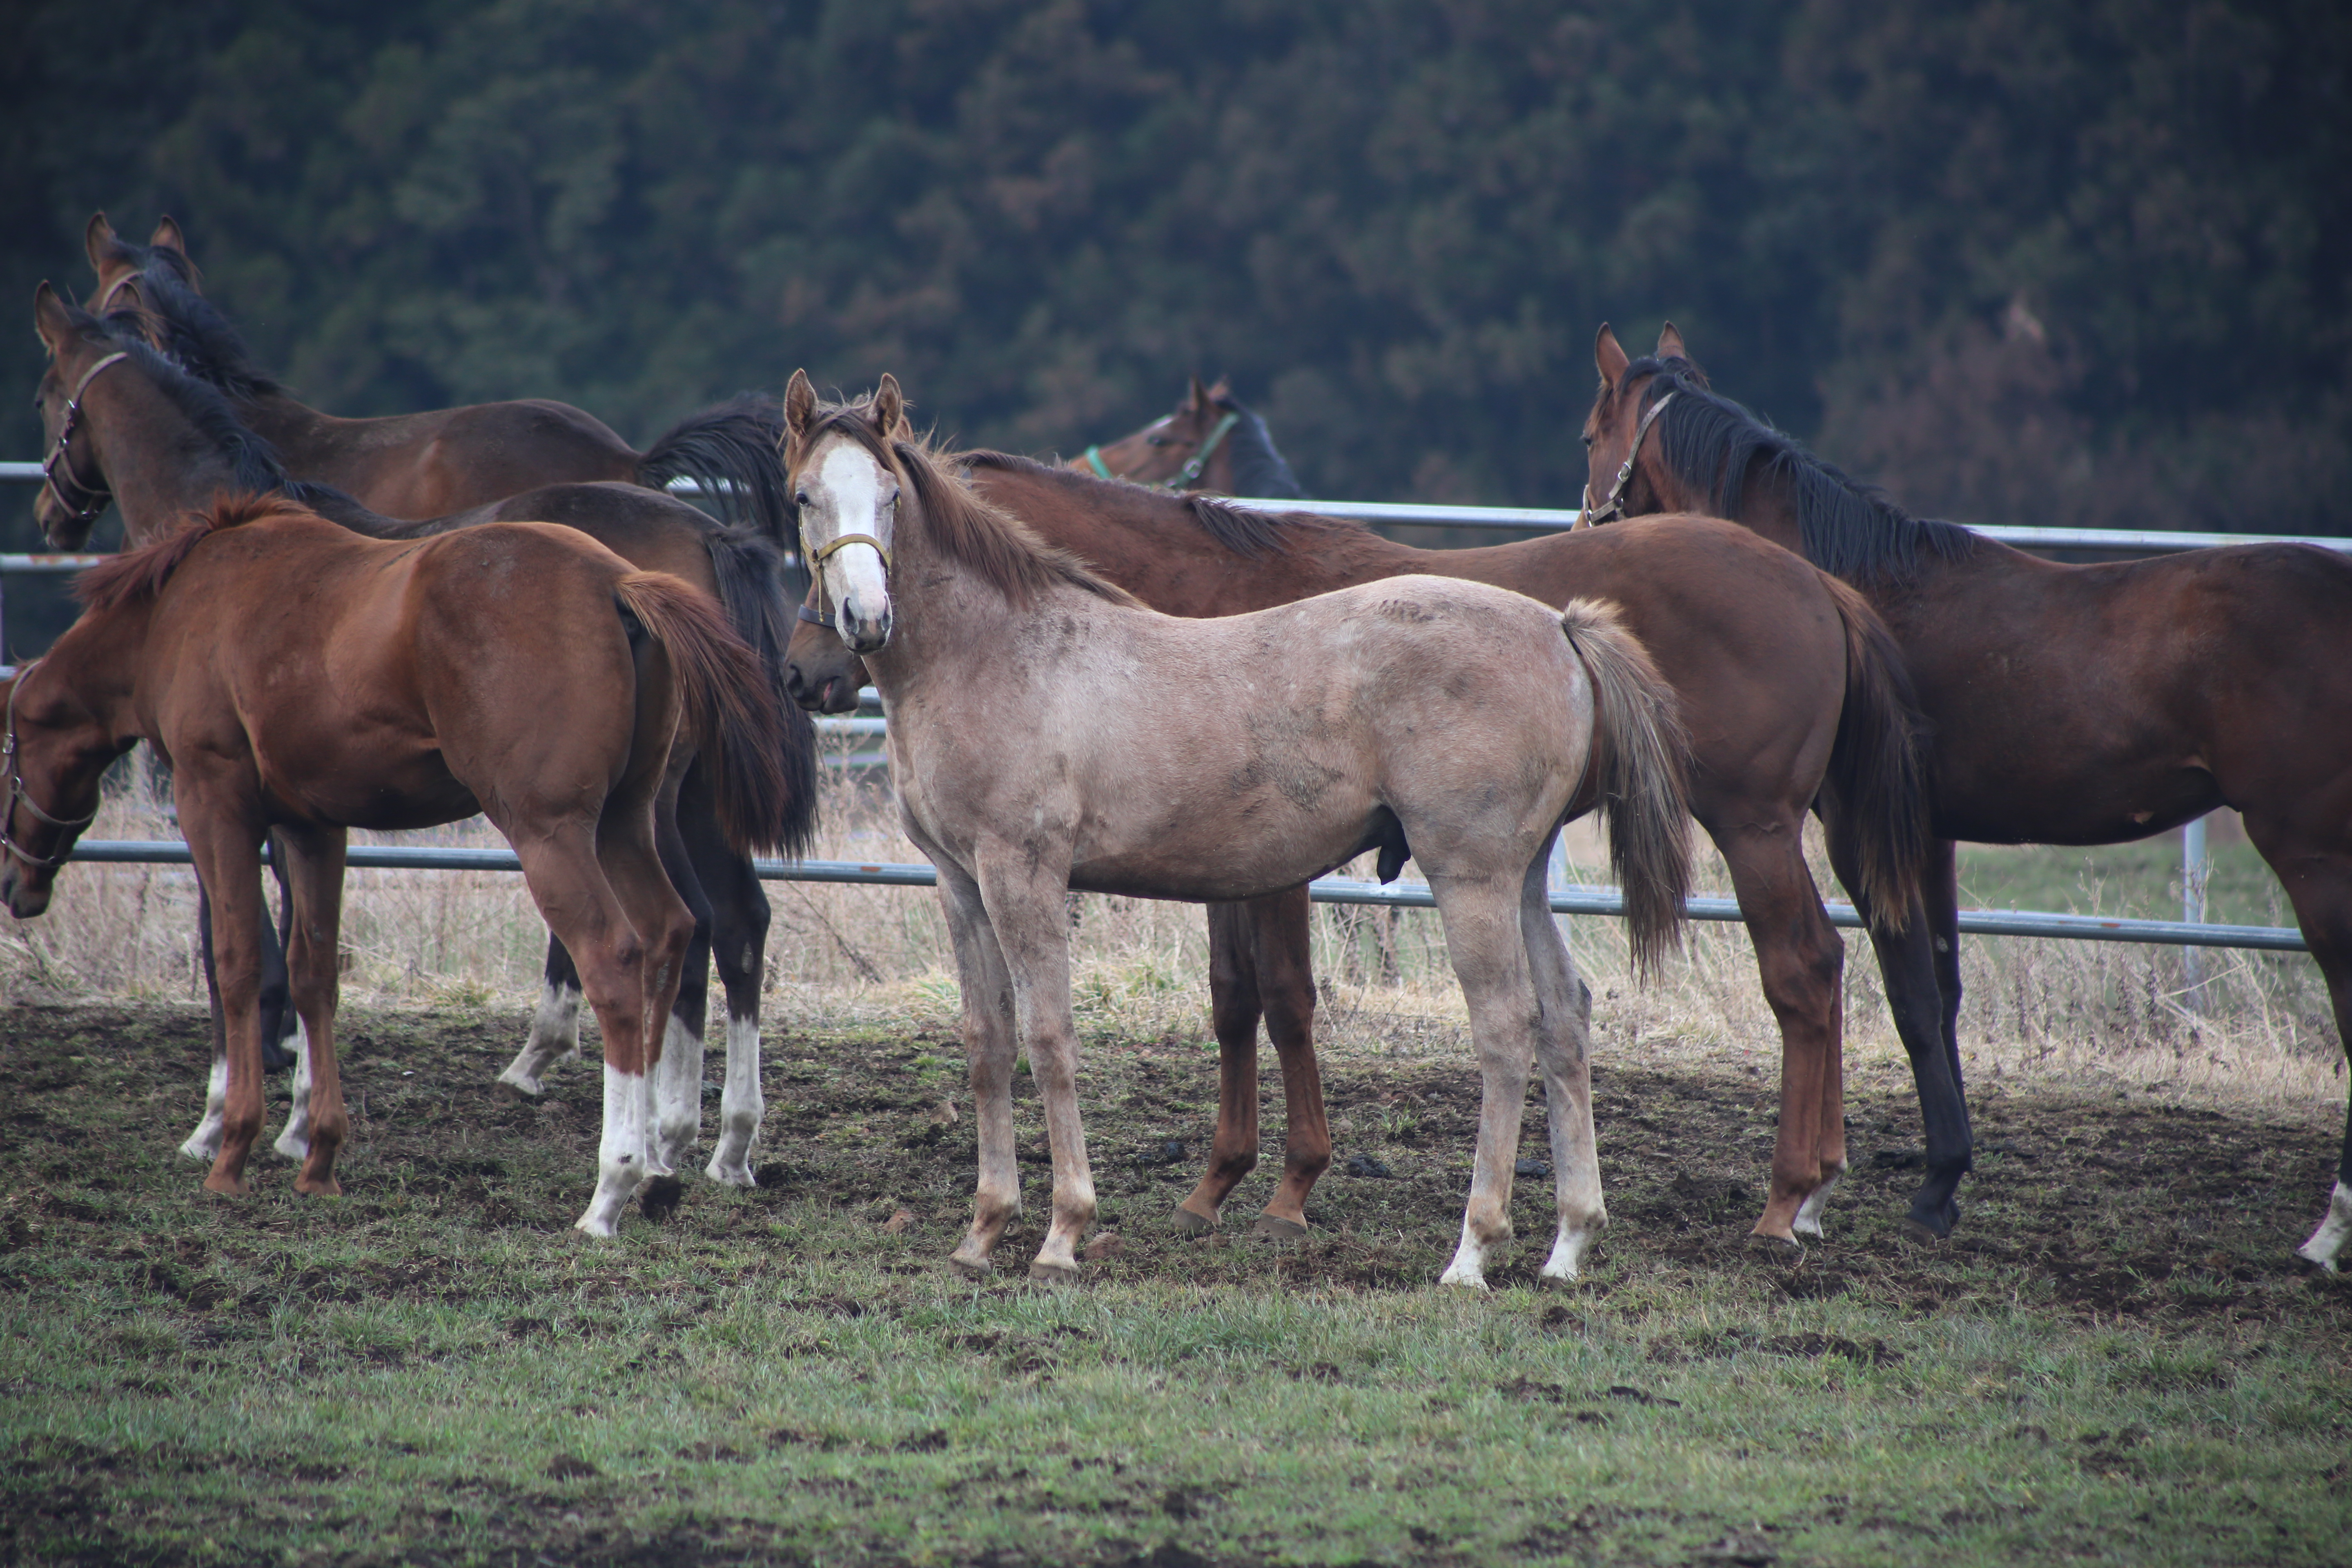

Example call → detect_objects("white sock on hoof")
575 1066 648 1237
1541 1225 1593 1281
271 1022 316 1161
1793 1174 1841 1239
181 1056 229 1161
705 1013 764 1186
2295 1179 2352 1272
500 982 582 1095
1437 1219 1491 1290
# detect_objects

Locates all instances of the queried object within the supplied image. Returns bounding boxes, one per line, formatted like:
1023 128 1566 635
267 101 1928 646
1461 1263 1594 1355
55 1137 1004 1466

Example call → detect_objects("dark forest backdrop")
5 0 2348 544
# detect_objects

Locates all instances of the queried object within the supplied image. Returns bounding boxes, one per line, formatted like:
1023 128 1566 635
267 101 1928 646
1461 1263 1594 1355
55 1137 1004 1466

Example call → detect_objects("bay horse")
0 494 798 1234
78 214 793 532
1581 321 2352 1271
791 438 1935 1247
30 283 817 1197
784 372 1693 1285
72 218 803 1099
1072 377 1305 499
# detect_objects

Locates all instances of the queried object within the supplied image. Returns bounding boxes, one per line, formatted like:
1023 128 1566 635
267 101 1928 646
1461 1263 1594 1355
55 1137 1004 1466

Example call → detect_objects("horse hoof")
1744 1232 1803 1261
261 1038 298 1074
201 1174 250 1197
1027 1258 1081 1284
1252 1214 1309 1242
1900 1205 1957 1242
637 1176 686 1223
704 1159 757 1189
491 1077 543 1101
1171 1205 1216 1235
295 1177 343 1198
947 1252 993 1280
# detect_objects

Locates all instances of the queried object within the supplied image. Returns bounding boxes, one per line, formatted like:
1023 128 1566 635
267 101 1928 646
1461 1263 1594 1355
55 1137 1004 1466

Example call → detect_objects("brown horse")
785 373 1692 1285
78 215 792 532
1073 377 1305 499
1 494 798 1233
30 283 817 1196
789 437 1936 1247
1581 321 2352 1270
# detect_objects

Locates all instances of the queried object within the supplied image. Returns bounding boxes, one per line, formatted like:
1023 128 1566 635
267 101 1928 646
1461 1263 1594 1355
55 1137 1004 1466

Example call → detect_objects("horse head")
782 368 901 655
1578 322 1710 527
30 282 136 551
0 663 113 920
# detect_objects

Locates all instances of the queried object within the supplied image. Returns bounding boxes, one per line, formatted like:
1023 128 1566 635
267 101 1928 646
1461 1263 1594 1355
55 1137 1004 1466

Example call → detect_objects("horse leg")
935 858 1022 1276
256 841 300 1074
181 878 231 1162
646 774 714 1186
1713 817 1845 1245
180 807 271 1196
499 937 584 1096
973 852 1094 1281
1176 901 1264 1233
1252 885 1331 1239
1430 878 1540 1290
683 787 771 1188
275 827 352 1196
2238 815 2352 1271
1828 826 1974 1238
1520 840 1606 1280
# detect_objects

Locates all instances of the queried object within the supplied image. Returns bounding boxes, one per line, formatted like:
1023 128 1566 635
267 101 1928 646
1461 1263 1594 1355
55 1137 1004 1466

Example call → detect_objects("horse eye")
793 492 810 507
1145 434 1171 447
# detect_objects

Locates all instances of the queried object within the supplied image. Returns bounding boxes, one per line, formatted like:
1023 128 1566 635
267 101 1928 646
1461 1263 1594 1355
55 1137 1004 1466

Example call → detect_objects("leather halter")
797 531 892 631
39 351 131 529
1579 390 1676 526
1 662 97 871
1083 408 1241 490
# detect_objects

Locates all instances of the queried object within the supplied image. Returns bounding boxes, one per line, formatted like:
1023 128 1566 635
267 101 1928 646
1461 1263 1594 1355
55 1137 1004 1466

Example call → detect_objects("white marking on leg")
649 1013 704 1178
1437 1218 1490 1290
1793 1172 1842 1239
180 1054 228 1161
704 1012 763 1187
272 1021 315 1161
1541 1225 1592 1281
498 981 581 1096
2294 1179 2352 1272
575 1067 649 1237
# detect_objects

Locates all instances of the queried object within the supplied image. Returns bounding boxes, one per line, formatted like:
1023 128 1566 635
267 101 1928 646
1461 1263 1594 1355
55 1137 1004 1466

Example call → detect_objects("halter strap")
40 351 131 527
808 532 890 567
1082 409 1243 491
1 660 98 871
1579 390 1677 527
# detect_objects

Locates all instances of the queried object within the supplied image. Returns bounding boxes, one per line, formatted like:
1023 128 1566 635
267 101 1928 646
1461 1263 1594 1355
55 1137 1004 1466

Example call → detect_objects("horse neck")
33 601 149 750
91 387 259 549
868 504 1082 696
235 388 335 457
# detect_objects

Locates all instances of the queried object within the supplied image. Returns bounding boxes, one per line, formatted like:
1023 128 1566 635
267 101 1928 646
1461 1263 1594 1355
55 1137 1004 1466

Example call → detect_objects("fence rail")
56 839 2309 953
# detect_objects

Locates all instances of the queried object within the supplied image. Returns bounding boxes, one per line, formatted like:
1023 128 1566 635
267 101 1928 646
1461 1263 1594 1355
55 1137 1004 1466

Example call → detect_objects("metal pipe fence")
57 839 2309 953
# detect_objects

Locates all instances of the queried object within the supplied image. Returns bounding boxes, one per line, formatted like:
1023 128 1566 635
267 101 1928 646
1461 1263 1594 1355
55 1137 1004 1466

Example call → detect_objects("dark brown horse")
788 445 1936 1246
69 218 803 1102
2 494 797 1233
1073 377 1305 499
30 283 817 1196
1581 321 2352 1270
78 215 792 531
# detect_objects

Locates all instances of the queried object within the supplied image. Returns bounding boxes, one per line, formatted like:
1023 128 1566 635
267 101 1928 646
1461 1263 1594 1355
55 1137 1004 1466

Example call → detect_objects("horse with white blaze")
780 371 1695 1286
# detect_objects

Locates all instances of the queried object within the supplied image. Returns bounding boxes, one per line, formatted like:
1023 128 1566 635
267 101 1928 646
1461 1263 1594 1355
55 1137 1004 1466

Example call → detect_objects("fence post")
2183 814 2210 1013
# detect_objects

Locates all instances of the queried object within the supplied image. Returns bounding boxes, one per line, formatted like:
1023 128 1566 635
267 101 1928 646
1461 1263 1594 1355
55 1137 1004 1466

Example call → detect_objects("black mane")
75 304 347 510
1631 356 1977 582
107 245 282 402
1214 395 1305 500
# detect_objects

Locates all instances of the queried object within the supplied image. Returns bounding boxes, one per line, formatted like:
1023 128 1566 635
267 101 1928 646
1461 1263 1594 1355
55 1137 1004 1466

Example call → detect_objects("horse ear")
1595 323 1630 386
85 213 122 271
784 369 817 440
870 373 904 439
1655 321 1688 361
1186 375 1210 412
150 217 189 257
1207 376 1233 404
35 281 78 351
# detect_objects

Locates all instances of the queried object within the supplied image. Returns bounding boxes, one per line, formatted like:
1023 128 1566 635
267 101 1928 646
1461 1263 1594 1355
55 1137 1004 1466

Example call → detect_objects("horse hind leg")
691 800 771 1187
1429 876 1541 1290
2240 817 2352 1271
497 935 584 1096
646 782 715 1188
1519 840 1606 1280
1251 885 1332 1241
1176 900 1267 1233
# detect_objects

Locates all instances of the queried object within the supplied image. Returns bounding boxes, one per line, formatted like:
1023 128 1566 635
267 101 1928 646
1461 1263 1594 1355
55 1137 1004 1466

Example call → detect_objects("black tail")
703 525 821 858
1818 575 1932 931
638 393 795 544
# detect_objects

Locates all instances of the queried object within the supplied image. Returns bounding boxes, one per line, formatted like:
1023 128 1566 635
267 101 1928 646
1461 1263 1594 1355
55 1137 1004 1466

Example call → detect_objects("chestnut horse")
71 218 800 1090
1 495 798 1234
791 442 1934 1247
784 373 1692 1285
1581 322 2352 1271
30 284 817 1196
79 215 793 531
1075 377 1305 499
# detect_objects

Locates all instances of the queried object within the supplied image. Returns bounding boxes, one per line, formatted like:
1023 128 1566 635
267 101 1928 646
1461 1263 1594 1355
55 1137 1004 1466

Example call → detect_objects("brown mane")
75 492 316 614
960 449 1296 558
797 407 1140 609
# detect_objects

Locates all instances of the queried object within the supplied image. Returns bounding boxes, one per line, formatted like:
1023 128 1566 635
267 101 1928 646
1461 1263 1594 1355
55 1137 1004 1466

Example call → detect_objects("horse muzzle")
837 604 893 657
1 860 53 920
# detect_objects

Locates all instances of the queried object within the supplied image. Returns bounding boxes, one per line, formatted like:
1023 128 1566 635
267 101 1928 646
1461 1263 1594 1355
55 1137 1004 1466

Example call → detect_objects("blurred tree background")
4 0 2346 560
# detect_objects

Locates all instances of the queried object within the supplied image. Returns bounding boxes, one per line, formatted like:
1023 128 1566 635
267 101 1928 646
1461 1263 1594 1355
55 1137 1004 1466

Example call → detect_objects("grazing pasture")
4 752 2349 1565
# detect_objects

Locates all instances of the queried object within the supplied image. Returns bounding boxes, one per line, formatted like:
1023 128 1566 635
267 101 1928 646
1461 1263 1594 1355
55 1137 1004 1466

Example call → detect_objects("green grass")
3 1001 2348 1566
1956 840 2288 930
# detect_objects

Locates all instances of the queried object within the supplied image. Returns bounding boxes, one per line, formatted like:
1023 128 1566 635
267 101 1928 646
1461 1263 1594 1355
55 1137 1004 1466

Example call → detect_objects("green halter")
1083 409 1242 490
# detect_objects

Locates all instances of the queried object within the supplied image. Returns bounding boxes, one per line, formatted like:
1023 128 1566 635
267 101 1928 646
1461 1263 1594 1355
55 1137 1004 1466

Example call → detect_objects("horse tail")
613 571 800 859
636 392 794 542
702 525 820 858
1559 598 1693 978
1818 574 1931 932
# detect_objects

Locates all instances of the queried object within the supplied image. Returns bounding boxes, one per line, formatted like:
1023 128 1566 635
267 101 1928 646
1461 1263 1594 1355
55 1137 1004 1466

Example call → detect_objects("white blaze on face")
815 443 893 644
